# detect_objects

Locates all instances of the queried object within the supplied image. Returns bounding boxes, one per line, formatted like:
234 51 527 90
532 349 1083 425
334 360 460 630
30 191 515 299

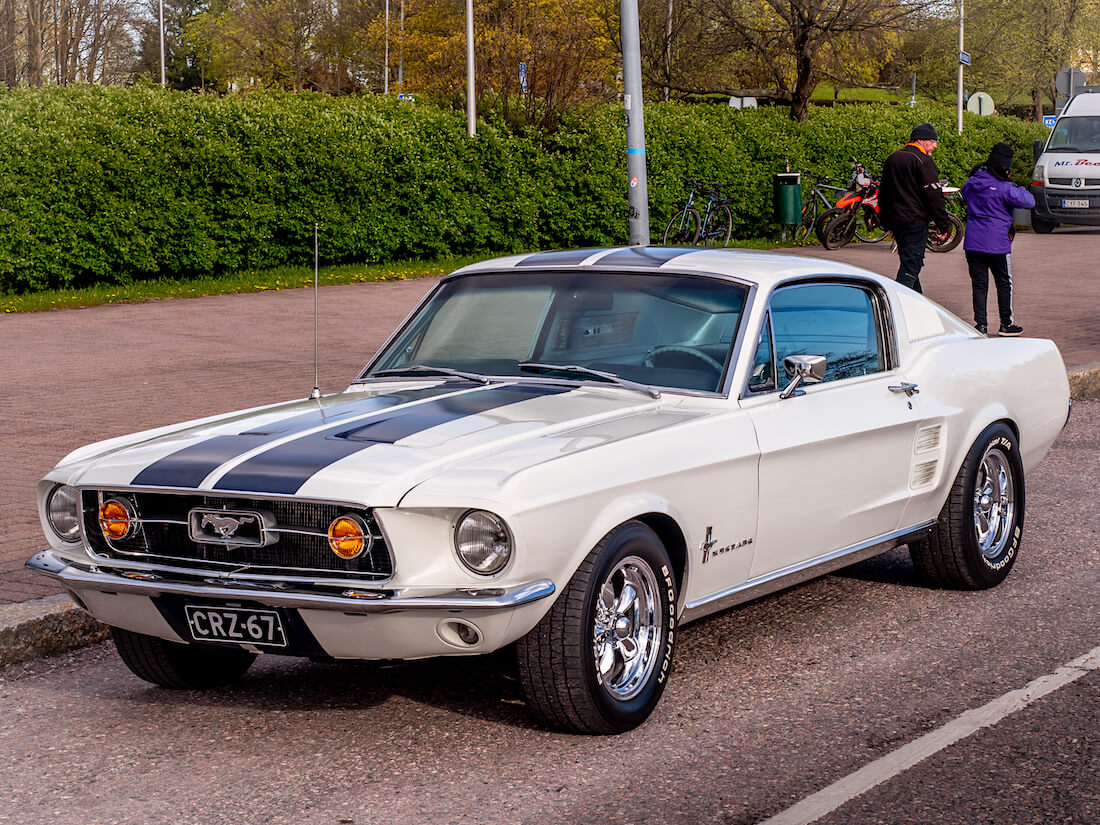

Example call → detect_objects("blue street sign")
959 50 971 66
1043 115 1057 129
519 62 528 93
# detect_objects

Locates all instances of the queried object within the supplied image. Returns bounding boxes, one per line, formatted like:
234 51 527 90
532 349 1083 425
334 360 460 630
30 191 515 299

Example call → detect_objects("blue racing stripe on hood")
212 384 568 495
130 385 457 489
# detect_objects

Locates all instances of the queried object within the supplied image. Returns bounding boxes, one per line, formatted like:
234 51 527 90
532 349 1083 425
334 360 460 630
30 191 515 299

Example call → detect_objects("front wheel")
516 521 677 734
817 207 857 250
927 213 964 252
112 627 257 689
909 422 1024 589
1032 215 1057 234
792 199 817 244
663 208 701 245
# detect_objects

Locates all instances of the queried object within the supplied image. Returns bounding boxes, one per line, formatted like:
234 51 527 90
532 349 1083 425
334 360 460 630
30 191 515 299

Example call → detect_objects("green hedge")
0 87 1047 294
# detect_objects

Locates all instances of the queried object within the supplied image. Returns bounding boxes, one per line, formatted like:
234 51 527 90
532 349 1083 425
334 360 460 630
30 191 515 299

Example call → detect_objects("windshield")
361 270 748 393
1046 116 1100 152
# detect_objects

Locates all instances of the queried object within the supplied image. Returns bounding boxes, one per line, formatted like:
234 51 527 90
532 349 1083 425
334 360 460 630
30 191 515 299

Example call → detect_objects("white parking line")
759 645 1100 825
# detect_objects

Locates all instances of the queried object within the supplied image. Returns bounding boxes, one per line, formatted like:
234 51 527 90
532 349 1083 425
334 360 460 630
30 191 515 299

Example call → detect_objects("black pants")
894 223 928 293
966 250 1013 327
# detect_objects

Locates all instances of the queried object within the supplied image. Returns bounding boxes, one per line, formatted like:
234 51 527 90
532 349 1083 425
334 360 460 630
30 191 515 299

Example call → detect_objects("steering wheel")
643 345 724 374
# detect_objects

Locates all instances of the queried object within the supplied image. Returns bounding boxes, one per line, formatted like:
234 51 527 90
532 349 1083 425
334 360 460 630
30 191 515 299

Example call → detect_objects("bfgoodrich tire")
112 627 257 689
909 422 1024 589
516 521 677 734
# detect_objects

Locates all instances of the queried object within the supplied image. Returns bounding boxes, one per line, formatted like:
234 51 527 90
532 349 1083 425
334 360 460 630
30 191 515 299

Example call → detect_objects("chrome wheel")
973 446 1015 562
593 556 662 702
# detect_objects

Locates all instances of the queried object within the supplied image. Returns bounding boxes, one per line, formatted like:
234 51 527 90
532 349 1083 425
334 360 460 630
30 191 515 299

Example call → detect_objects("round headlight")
454 510 512 575
99 498 136 540
328 515 372 559
46 485 81 542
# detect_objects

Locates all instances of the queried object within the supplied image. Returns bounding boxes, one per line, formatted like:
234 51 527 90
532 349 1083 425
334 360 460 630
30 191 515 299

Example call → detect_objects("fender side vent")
915 425 942 453
911 460 938 488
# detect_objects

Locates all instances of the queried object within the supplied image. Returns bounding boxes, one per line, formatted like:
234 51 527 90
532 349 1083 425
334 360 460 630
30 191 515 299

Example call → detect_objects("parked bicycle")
793 171 848 244
885 181 965 254
663 178 733 247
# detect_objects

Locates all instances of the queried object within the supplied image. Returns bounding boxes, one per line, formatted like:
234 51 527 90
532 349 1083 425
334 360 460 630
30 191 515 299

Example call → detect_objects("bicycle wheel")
792 199 817 244
663 208 701 245
927 213 964 253
702 204 732 247
853 205 888 243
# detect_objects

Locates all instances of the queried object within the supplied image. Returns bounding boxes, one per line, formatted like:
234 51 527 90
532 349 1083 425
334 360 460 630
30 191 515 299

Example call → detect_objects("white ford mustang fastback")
30 247 1070 734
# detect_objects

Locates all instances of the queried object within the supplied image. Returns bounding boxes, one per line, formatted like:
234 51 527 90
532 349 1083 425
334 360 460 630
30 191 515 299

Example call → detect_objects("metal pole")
384 0 389 94
398 0 404 94
957 0 964 135
466 0 475 136
620 0 650 245
159 0 165 87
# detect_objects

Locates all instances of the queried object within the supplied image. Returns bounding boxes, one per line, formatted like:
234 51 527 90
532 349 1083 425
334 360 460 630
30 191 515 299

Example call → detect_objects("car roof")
450 246 888 293
1062 91 1100 117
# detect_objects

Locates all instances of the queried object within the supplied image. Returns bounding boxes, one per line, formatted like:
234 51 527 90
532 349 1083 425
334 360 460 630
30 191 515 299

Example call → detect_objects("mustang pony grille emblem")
188 508 271 547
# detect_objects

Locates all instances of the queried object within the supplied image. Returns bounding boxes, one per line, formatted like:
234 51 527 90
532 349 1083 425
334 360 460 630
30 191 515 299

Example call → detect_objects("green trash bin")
773 172 802 225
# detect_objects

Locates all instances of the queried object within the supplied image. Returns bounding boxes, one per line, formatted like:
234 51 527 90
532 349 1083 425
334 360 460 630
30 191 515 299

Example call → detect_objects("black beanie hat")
987 142 1014 171
910 123 939 141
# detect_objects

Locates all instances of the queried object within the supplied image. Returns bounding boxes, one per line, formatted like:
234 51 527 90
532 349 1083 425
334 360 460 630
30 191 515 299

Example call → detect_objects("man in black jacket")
879 123 952 293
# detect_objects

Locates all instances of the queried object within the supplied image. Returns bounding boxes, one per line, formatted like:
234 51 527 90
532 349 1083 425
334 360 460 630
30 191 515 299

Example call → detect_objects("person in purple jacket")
961 143 1035 336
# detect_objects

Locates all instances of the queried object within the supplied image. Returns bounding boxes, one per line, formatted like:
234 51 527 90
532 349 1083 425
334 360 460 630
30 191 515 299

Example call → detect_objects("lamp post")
466 0 475 136
620 0 649 244
384 0 389 94
159 0 166 87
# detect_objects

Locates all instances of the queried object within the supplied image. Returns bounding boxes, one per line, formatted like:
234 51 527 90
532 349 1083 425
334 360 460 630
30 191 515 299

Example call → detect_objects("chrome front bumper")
27 550 555 615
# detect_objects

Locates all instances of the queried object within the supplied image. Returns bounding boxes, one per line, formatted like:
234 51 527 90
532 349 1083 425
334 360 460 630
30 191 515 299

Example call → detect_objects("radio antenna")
310 223 321 400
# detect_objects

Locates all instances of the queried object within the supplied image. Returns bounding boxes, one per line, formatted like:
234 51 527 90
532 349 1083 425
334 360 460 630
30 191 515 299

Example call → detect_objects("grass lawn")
2 238 792 313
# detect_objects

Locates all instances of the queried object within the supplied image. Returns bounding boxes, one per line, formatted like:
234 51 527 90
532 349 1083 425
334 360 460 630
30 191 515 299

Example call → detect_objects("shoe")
998 324 1024 336
975 323 988 335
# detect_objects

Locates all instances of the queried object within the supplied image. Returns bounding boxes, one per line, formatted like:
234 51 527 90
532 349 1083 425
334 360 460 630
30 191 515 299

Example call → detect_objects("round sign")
967 92 995 116
1055 68 1087 96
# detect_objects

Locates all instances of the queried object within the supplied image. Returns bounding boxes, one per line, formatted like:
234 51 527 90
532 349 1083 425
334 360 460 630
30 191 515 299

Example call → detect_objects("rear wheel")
909 423 1024 589
853 204 888 243
927 213 964 252
662 208 701 245
112 627 257 689
516 520 677 734
817 207 857 250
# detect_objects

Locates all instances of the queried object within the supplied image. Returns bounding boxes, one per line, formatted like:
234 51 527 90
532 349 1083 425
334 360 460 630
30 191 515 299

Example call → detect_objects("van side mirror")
1033 139 1044 162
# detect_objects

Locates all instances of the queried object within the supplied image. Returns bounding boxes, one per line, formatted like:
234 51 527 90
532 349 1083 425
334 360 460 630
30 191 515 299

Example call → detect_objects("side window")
769 283 885 384
748 312 775 392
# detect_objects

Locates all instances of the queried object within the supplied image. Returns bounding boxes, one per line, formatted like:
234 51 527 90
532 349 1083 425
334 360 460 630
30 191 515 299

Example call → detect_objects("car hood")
61 380 683 507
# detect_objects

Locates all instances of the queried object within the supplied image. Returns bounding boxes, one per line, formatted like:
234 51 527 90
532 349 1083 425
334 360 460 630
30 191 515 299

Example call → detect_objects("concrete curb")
3 366 1098 668
0 594 108 667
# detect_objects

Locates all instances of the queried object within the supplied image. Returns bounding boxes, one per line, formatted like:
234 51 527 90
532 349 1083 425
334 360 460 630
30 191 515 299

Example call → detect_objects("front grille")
1040 192 1100 218
81 490 393 580
1047 177 1100 186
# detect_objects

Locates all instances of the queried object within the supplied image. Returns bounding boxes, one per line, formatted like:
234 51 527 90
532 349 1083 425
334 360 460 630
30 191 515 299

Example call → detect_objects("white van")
1030 89 1100 233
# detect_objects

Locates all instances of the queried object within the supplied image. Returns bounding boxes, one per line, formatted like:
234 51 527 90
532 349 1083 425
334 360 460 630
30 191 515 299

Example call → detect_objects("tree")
703 0 926 120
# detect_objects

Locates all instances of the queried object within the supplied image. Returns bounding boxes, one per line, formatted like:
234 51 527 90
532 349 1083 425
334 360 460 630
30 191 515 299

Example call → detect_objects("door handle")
889 382 920 397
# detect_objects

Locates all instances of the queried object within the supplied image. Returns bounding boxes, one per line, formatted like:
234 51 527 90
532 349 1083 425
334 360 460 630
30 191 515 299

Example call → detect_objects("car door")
739 280 924 579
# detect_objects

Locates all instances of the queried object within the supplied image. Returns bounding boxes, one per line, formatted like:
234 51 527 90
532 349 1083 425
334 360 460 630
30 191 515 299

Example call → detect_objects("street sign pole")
466 0 475 136
957 0 964 135
620 0 650 245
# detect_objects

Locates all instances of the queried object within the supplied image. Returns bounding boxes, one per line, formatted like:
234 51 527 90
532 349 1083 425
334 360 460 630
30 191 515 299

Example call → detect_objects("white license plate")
184 605 287 647
1061 199 1090 208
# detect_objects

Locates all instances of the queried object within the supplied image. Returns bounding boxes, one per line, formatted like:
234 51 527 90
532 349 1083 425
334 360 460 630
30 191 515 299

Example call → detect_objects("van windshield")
1047 117 1100 152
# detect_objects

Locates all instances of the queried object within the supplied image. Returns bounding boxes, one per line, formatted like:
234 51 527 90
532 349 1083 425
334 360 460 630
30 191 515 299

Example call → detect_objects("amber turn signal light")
328 515 370 559
99 498 134 540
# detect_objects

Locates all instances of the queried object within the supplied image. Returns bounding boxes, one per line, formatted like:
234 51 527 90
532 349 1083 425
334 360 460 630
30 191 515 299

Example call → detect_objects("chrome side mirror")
779 355 827 399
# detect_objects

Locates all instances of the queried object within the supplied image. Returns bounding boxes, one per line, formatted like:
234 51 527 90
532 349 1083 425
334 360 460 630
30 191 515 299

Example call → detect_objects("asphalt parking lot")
1 231 1097 824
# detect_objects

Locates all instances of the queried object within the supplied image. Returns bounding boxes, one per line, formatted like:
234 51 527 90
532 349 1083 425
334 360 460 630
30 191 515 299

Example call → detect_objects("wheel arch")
634 512 688 603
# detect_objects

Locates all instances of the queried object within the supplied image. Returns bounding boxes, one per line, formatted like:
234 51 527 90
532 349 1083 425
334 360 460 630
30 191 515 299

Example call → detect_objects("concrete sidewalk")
3 230 1098 665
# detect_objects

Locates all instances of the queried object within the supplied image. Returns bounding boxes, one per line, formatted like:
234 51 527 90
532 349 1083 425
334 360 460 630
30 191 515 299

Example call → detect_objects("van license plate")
1062 199 1089 208
184 605 287 647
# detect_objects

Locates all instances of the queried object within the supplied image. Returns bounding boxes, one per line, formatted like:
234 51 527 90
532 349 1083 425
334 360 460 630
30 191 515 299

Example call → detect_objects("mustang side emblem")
201 514 256 539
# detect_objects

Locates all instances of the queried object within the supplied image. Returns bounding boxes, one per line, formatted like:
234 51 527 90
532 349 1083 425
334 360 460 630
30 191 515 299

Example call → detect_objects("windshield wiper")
1046 146 1083 152
519 362 661 399
371 365 491 384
